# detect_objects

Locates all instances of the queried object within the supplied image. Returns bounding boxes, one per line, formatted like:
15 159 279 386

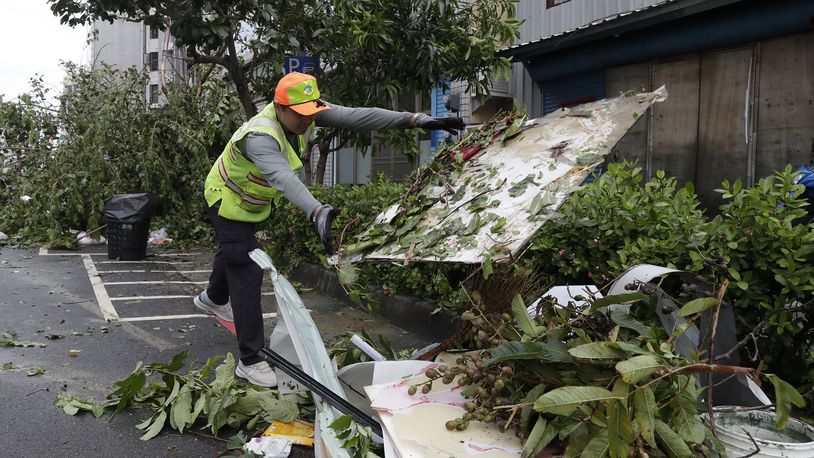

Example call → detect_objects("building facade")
501 0 814 210
91 19 188 108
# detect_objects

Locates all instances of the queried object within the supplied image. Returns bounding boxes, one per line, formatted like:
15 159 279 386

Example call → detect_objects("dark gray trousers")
205 203 265 365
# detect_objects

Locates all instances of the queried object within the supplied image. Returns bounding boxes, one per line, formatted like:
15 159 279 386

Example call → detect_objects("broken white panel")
250 249 352 458
527 284 602 315
365 358 522 457
362 87 668 264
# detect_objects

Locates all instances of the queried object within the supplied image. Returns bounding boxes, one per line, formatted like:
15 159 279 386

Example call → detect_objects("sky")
0 1 89 101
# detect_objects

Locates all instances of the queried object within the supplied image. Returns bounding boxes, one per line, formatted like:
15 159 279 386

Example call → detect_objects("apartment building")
91 19 188 108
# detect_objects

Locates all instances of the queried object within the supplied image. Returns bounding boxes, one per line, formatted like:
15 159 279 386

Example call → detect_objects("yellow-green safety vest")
204 103 314 223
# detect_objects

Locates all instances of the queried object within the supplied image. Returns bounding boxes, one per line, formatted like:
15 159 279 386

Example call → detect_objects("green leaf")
590 293 646 311
633 387 657 448
615 355 663 384
654 419 693 457
522 417 547 458
766 373 805 429
140 409 168 441
211 353 237 393
607 400 632 458
171 384 193 434
482 256 493 280
610 311 653 338
511 294 538 338
676 297 718 317
569 342 627 360
521 384 548 432
487 340 573 365
259 394 299 423
582 429 610 457
330 415 352 432
534 386 621 416
670 381 705 444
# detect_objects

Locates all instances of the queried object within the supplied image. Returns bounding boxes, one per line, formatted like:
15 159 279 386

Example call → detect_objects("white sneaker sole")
193 295 234 322
235 364 278 388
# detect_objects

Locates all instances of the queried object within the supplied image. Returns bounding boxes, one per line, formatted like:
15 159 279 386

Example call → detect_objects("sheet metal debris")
352 87 667 264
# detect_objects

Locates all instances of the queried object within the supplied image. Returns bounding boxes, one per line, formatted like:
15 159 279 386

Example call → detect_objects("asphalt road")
0 245 429 457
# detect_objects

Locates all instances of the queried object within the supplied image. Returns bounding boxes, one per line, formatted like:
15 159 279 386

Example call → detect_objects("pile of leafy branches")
406 283 805 457
55 352 309 443
262 174 470 314
0 63 240 246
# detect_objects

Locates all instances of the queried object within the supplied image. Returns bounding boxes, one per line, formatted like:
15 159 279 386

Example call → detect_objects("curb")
290 263 459 341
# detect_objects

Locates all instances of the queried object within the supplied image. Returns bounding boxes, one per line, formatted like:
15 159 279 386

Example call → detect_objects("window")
149 84 159 105
148 52 158 71
546 0 571 8
149 25 158 39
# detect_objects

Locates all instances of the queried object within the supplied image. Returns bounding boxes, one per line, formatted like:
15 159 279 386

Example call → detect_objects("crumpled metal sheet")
364 87 667 264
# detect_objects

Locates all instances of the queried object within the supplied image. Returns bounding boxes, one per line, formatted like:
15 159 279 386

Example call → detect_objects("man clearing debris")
194 72 464 387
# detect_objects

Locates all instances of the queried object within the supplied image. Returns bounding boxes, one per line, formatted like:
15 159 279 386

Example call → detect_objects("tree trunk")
224 35 257 118
302 142 315 184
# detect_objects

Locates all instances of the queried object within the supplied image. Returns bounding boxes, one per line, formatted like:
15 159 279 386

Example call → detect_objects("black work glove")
414 113 465 135
312 205 341 255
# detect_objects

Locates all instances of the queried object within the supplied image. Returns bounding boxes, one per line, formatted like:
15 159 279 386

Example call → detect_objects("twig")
740 429 761 457
187 429 228 443
403 243 416 267
75 224 107 242
338 217 360 248
715 297 814 362
706 279 729 439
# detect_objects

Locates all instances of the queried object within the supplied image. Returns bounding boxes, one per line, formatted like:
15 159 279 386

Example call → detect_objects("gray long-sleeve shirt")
242 102 414 218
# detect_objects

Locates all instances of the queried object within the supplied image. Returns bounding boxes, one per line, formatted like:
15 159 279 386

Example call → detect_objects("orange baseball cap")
274 72 330 116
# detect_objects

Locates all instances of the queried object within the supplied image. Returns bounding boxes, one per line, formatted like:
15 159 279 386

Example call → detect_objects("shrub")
0 63 240 245
522 162 710 284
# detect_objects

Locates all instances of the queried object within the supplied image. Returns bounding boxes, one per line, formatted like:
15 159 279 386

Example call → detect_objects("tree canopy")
49 0 522 182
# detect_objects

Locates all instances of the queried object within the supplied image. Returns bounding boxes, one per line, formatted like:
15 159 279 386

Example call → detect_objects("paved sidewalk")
0 245 430 457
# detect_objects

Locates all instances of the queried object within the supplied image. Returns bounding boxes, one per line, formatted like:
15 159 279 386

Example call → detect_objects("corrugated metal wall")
515 0 665 45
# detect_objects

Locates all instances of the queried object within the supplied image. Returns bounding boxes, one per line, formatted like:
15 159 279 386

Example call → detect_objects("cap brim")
289 100 331 116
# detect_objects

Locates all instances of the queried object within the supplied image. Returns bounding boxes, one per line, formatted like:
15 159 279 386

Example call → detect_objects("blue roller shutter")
541 70 606 115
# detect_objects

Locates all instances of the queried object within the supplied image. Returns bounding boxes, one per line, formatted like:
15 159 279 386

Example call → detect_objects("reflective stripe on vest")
216 158 271 206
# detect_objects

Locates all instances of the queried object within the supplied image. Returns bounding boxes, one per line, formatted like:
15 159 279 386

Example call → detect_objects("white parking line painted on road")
110 292 276 301
81 255 119 322
38 248 201 257
96 269 211 274
120 312 277 322
98 260 195 265
104 280 209 285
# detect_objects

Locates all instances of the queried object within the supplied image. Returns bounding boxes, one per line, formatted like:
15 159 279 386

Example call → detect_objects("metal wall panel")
755 31 814 180
650 55 701 187
516 0 664 45
696 46 754 210
605 63 651 170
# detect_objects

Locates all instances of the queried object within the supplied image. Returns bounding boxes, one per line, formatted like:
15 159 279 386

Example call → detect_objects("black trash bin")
103 193 161 260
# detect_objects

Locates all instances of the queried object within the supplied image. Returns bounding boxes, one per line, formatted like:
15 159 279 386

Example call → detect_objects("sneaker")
193 291 234 322
236 360 278 388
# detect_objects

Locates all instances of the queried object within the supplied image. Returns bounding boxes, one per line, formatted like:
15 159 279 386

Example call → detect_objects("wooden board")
650 55 701 189
696 46 754 211
755 31 814 179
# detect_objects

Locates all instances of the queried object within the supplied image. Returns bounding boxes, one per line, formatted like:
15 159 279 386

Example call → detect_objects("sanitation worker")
194 72 464 387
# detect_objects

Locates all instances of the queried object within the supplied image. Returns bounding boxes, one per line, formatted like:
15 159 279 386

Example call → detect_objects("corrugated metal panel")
541 70 606 115
516 0 665 47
